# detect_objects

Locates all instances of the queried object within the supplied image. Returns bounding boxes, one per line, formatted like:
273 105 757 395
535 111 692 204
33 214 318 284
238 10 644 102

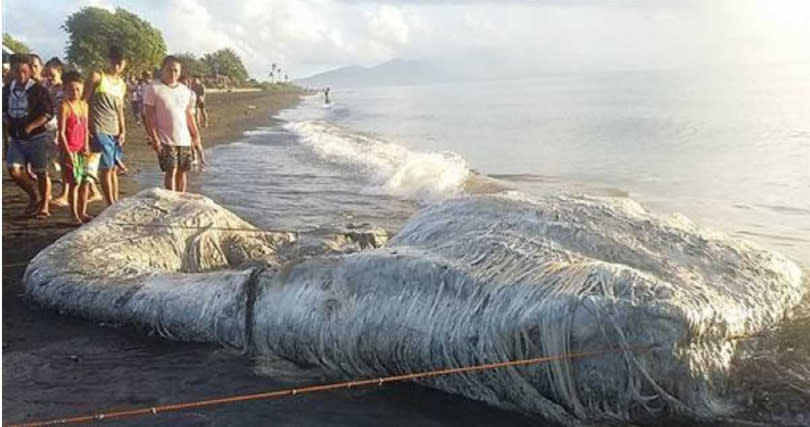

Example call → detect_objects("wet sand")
2 88 537 426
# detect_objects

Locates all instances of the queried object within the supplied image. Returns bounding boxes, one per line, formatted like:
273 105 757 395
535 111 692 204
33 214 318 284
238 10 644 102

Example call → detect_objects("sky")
2 0 810 80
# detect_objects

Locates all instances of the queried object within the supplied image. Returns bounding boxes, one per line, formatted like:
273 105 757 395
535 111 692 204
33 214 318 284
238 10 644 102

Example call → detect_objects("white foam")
284 120 470 201
242 127 281 137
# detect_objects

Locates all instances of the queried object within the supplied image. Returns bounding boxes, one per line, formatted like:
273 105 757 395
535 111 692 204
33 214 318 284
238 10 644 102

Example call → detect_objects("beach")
3 86 303 288
2 88 306 422
4 85 808 426
1 88 538 426
1 88 312 423
3 1 808 425
4 72 809 427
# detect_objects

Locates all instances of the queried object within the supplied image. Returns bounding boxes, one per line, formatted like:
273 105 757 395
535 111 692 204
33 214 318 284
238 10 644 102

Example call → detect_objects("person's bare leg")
88 180 103 202
34 172 51 217
175 170 188 193
115 160 128 174
52 165 69 206
78 182 92 222
9 167 39 213
69 183 81 223
164 169 176 191
100 169 114 206
111 170 119 202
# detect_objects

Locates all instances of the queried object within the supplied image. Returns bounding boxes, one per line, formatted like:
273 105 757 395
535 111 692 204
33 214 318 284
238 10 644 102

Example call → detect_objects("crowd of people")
2 46 209 224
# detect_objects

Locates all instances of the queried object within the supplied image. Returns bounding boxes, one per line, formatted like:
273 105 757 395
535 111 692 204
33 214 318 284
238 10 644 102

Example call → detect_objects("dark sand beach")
2 88 535 426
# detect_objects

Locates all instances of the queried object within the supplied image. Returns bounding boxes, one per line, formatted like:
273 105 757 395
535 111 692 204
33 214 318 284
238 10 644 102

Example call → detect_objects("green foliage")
202 48 249 84
63 7 166 74
173 52 211 77
3 33 31 54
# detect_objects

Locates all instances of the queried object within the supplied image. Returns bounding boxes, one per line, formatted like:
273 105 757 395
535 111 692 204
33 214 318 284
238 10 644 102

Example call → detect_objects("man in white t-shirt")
143 56 201 192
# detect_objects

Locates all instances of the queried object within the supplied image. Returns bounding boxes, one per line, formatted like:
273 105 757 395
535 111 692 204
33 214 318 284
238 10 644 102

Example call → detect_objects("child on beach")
58 71 93 224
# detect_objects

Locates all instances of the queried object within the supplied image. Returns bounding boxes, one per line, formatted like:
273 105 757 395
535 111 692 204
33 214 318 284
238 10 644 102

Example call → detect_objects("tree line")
3 33 30 54
5 6 268 87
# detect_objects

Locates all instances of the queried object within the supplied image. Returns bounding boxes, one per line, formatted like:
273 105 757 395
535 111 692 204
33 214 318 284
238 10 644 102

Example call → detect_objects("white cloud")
368 5 410 46
3 0 810 79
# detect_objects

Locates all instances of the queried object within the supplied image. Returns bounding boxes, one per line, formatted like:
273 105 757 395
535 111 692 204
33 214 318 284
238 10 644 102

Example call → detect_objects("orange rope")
6 345 653 426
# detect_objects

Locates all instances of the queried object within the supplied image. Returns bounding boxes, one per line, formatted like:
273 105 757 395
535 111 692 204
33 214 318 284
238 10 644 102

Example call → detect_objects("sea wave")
284 120 470 201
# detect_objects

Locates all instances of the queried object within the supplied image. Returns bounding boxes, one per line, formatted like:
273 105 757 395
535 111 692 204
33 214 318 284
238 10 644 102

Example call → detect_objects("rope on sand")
7 345 655 426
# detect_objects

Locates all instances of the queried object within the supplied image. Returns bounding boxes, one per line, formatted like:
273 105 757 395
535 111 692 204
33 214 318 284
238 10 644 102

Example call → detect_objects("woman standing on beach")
84 46 127 206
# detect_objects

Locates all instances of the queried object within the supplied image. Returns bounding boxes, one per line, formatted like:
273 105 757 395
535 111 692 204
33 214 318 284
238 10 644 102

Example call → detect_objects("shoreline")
2 88 310 420
3 87 303 337
4 86 807 426
2 86 536 427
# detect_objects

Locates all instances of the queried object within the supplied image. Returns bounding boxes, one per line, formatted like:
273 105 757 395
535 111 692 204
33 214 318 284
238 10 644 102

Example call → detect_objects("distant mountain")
295 58 456 88
295 55 562 89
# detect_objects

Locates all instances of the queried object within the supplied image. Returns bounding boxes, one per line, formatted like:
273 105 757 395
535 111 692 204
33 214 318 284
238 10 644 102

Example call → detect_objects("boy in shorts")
85 46 127 206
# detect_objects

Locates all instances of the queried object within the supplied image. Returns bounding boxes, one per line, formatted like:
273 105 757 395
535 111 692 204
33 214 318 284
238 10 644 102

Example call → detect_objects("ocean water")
202 65 810 268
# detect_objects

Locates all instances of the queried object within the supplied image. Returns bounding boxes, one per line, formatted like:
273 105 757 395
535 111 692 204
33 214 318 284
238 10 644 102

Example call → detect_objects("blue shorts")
6 133 50 173
91 133 123 170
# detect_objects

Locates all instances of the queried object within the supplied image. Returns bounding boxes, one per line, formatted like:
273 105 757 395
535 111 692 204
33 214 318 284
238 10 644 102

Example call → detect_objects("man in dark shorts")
143 56 201 192
2 54 55 218
190 75 208 128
